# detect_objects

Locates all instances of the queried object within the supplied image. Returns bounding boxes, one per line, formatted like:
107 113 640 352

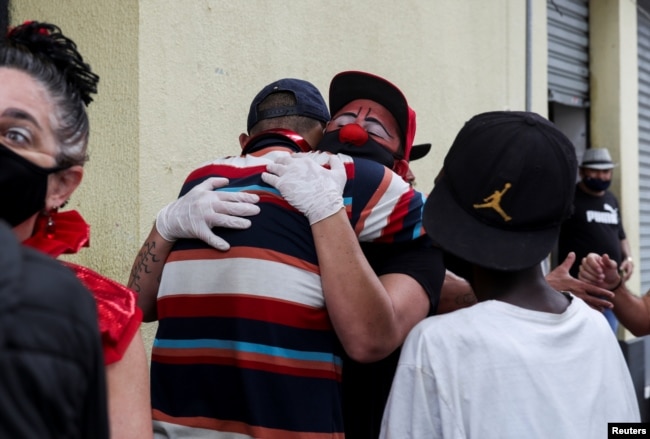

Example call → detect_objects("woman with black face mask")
0 21 152 439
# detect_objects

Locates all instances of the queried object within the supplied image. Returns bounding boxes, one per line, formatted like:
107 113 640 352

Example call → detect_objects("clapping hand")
546 252 614 312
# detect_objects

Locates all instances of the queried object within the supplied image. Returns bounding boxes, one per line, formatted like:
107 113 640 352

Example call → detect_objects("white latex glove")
261 153 346 224
156 177 260 251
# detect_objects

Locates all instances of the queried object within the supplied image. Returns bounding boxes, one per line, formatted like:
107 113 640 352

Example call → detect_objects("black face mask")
317 125 397 169
582 176 611 192
0 143 66 227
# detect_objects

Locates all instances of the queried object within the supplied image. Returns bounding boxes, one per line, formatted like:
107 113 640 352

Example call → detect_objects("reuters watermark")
609 423 650 438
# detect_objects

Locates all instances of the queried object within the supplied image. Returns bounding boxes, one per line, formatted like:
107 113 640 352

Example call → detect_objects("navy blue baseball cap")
423 111 577 271
247 78 330 133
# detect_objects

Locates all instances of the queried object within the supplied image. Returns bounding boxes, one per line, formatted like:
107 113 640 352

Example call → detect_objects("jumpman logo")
473 183 512 222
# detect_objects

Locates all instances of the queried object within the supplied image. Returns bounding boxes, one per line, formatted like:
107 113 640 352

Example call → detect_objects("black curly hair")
1 21 100 166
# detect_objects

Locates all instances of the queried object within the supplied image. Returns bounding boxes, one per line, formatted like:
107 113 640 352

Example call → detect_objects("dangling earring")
44 206 58 239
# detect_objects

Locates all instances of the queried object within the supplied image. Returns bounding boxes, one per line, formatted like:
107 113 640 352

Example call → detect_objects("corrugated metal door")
638 6 650 292
548 0 590 108
547 0 589 270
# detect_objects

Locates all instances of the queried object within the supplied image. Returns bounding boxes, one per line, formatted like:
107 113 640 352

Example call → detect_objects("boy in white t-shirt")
379 111 640 439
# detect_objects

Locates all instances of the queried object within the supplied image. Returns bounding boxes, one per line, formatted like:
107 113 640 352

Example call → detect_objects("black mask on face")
317 125 397 169
582 176 611 192
0 143 66 227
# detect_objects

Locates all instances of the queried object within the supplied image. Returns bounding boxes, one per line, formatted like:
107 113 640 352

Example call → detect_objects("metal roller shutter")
638 5 650 292
548 0 590 108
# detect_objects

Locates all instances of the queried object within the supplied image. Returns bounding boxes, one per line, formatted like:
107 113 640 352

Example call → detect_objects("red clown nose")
338 124 369 146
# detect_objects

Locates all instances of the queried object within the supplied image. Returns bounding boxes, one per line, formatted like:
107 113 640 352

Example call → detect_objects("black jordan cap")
423 111 577 271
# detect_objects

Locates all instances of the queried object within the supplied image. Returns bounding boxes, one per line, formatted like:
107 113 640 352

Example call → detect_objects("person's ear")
405 167 415 186
46 166 83 210
239 133 251 150
239 133 250 150
392 159 410 179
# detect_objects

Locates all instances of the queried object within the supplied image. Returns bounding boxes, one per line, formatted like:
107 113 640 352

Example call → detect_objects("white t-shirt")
380 295 640 439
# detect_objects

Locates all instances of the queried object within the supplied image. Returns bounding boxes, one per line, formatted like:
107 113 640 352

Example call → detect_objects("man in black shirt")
558 147 633 332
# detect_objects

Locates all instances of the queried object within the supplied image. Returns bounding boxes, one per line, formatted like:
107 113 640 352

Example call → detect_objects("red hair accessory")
7 20 50 37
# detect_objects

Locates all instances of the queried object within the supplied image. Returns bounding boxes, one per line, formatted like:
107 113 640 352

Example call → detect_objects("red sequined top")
23 210 143 365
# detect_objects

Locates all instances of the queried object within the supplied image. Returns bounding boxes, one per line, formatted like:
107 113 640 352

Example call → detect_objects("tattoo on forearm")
128 240 163 293
456 293 478 306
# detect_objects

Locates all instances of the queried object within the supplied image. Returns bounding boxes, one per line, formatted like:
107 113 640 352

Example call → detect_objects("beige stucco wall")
590 0 641 297
8 0 550 279
10 0 560 351
138 0 544 222
9 1 140 284
590 0 641 339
